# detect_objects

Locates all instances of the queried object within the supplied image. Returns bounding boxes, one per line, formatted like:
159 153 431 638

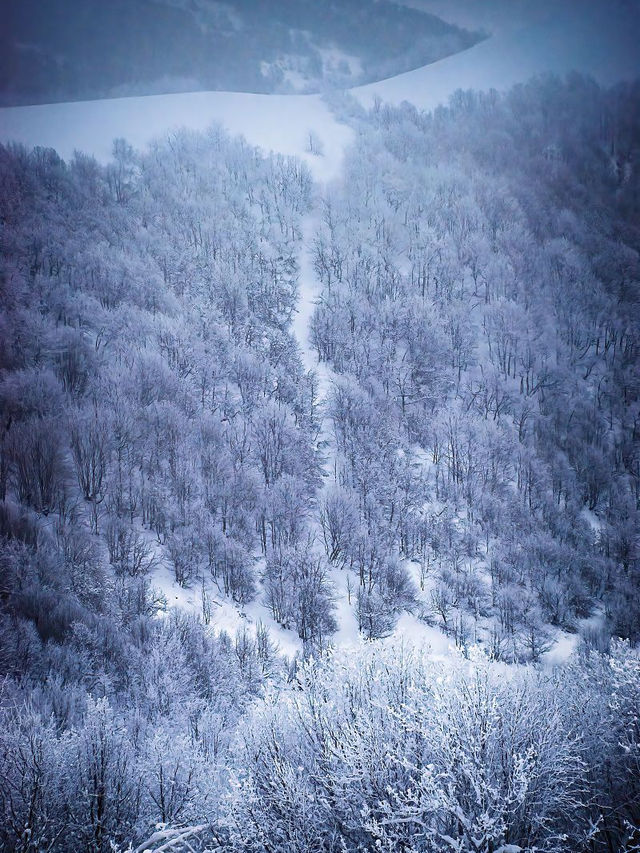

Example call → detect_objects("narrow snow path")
293 199 362 646
293 213 322 375
295 209 336 435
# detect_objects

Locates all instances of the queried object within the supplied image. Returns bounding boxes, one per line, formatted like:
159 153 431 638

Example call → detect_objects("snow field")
0 90 353 183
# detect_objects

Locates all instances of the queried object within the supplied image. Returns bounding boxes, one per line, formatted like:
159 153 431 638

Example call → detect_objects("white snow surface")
151 554 303 660
544 631 580 667
0 90 353 183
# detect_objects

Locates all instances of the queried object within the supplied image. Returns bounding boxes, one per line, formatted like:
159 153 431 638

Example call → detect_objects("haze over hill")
0 0 480 106
354 0 640 108
401 0 640 35
2 0 639 171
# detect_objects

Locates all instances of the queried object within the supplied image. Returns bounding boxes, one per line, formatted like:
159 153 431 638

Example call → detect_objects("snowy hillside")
0 90 353 183
1 0 638 667
0 0 479 105
2 1 639 174
1 2 640 851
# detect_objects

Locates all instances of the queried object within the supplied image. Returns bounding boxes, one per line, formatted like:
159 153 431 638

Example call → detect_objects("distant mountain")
0 0 483 106
354 0 640 109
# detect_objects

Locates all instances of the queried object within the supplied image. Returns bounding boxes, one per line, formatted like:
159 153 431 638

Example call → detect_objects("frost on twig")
134 824 212 853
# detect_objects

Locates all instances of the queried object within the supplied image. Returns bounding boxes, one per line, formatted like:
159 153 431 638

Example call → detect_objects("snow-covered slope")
353 0 640 109
1 2 637 175
0 90 353 183
1 3 636 664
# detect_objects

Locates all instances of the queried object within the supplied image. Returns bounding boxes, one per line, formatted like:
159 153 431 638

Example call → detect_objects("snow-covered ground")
0 90 353 183
1 1 637 170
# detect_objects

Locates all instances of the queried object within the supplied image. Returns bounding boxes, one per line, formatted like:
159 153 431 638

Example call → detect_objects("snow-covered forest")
1 71 639 852
311 77 640 654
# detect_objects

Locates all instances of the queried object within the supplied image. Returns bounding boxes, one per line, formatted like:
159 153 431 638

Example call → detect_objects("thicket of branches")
0 124 327 851
312 75 640 654
0 75 639 852
223 641 640 853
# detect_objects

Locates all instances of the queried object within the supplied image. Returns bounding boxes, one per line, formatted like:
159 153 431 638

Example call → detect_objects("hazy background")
0 0 482 105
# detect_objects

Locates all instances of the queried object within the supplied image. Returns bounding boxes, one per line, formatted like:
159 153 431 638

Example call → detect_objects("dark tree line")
1 0 480 105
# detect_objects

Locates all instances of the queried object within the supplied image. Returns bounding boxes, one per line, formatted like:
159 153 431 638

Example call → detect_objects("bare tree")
69 406 111 533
